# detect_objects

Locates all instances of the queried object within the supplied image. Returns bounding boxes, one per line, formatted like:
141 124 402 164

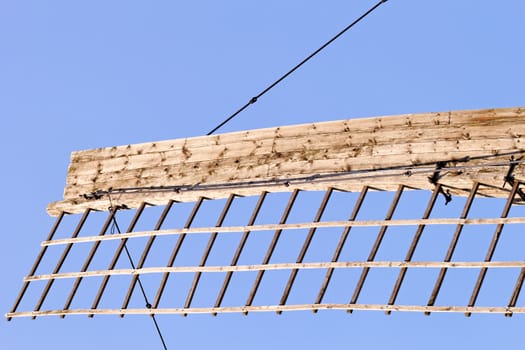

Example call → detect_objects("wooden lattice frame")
7 107 525 319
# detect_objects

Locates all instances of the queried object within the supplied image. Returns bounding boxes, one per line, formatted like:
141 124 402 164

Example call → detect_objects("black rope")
108 197 169 350
206 0 389 135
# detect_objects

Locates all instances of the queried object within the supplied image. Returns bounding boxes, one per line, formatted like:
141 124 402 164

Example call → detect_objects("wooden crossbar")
40 216 525 247
8 304 525 319
24 261 525 282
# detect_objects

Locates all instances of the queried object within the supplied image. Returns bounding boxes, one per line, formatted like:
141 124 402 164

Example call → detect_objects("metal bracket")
439 187 452 205
108 204 129 211
503 156 519 187
503 156 525 201
428 161 447 185
428 161 452 205
81 190 107 200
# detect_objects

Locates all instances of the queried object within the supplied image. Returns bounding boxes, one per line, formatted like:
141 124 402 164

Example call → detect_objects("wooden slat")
466 181 520 316
7 303 525 319
41 216 525 247
151 198 204 309
24 261 525 282
32 209 91 319
278 188 333 312
183 194 236 312
118 201 173 311
314 186 368 309
507 267 525 316
386 184 441 314
349 185 404 310
7 212 65 321
244 190 299 313
47 107 525 215
61 207 119 318
89 204 151 315
214 191 267 312
426 182 479 314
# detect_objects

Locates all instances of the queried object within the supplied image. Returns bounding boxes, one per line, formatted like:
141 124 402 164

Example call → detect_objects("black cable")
80 3 391 347
206 0 389 135
108 198 169 350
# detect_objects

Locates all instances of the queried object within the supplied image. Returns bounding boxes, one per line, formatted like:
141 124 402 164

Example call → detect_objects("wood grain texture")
47 107 525 215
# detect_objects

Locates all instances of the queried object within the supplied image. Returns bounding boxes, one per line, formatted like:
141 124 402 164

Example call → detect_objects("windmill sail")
8 106 525 319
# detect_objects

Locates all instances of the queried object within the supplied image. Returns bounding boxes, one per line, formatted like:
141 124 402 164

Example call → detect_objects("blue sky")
1 1 524 349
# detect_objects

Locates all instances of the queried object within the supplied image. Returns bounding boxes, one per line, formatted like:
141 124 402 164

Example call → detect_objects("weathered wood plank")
67 117 523 176
64 137 522 188
69 107 522 163
48 107 525 215
66 134 524 179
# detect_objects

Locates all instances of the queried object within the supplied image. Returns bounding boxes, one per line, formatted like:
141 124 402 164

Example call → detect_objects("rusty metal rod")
466 180 520 317
506 183 525 317
183 194 236 315
505 182 525 317
33 209 91 319
119 201 174 316
88 202 146 317
386 184 441 314
244 189 300 314
426 182 479 314
278 188 334 314
314 186 368 311
89 204 147 316
213 192 268 314
7 211 66 321
507 266 525 317
152 197 205 309
61 207 118 318
349 185 404 312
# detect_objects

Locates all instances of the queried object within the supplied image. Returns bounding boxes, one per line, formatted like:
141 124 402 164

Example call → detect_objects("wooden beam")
47 107 525 215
